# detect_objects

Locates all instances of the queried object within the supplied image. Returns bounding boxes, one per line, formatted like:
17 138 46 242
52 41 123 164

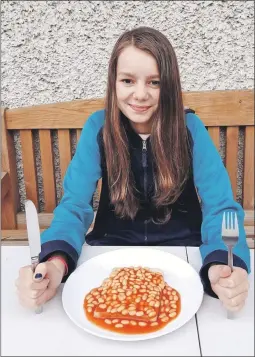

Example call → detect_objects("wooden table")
1 245 254 356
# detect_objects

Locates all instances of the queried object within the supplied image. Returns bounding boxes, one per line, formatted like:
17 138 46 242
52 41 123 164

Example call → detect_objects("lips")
129 104 152 113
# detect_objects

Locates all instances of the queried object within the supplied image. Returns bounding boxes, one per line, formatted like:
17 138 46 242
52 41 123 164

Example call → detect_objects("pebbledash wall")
1 1 254 211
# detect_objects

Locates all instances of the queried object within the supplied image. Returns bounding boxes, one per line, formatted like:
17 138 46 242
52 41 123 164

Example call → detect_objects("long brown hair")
103 27 191 222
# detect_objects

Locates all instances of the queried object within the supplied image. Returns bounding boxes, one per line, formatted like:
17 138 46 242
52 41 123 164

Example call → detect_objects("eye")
121 79 133 84
150 80 160 86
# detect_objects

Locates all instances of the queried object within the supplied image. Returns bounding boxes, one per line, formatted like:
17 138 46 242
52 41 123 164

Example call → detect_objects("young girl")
16 27 250 312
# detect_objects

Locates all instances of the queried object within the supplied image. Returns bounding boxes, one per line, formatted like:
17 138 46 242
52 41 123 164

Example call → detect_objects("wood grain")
208 127 220 152
39 130 57 211
58 130 72 184
1 108 18 228
226 127 239 200
20 130 39 209
243 126 254 210
1 172 10 200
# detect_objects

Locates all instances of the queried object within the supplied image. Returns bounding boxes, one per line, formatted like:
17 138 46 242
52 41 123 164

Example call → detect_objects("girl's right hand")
15 258 66 309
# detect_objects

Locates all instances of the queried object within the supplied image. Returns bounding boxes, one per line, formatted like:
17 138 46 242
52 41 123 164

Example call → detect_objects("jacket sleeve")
186 113 251 297
39 112 103 280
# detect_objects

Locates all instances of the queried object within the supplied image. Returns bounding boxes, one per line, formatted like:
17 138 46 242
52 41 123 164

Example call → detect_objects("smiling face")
116 46 160 134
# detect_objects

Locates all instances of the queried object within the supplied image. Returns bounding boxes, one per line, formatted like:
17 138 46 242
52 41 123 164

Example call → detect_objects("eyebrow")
118 72 160 79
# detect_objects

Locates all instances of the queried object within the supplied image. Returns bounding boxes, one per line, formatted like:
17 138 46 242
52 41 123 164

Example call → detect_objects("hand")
15 258 66 309
208 264 249 312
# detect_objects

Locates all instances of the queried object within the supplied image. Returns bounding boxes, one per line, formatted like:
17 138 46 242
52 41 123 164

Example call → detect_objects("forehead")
117 46 159 76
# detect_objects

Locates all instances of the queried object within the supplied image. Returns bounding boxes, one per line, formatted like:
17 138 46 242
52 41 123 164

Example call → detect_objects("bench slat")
226 127 239 200
243 126 254 210
5 90 254 129
20 130 39 209
58 130 72 185
208 127 220 151
39 130 57 211
76 129 82 142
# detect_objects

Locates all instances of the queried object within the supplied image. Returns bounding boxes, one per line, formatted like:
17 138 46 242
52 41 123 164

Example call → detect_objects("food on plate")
83 266 181 334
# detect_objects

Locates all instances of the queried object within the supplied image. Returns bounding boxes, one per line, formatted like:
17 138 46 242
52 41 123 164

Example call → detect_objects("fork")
221 211 239 319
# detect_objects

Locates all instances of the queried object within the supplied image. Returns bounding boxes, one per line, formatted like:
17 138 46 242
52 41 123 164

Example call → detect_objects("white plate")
62 247 204 341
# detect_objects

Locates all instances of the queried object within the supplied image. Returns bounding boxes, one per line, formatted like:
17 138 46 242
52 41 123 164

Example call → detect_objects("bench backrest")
1 90 254 230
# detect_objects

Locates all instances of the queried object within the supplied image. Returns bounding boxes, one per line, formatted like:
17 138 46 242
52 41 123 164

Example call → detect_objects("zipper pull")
142 140 147 167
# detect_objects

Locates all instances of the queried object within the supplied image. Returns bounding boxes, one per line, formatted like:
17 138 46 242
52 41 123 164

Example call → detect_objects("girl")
16 27 250 312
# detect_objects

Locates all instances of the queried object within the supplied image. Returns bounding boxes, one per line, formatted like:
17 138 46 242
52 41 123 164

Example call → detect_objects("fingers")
221 291 248 309
218 267 248 288
18 288 57 309
33 263 48 280
208 265 232 285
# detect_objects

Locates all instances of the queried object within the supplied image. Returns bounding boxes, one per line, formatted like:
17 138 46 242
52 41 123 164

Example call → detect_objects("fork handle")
227 247 234 319
228 246 234 273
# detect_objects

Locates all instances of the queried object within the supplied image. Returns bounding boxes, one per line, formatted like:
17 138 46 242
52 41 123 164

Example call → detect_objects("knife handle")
31 256 43 314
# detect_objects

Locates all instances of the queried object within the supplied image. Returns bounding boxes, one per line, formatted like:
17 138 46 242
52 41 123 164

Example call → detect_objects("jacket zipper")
142 140 148 243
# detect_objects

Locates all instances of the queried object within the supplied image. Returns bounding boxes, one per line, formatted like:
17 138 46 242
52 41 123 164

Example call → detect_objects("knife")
25 199 43 314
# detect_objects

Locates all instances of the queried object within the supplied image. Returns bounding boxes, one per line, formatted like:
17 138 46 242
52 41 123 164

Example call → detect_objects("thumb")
208 264 232 284
33 263 48 282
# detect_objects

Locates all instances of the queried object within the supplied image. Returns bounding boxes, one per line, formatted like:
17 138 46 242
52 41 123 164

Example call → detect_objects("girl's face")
116 46 160 134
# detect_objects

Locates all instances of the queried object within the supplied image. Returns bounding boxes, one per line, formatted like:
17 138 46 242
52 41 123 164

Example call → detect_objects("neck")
129 120 152 135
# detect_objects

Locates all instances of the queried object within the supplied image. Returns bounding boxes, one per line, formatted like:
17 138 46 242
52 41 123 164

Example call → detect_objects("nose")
133 83 148 101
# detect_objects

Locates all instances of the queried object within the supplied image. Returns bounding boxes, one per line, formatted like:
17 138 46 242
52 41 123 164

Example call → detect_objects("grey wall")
1 1 254 211
1 0 254 108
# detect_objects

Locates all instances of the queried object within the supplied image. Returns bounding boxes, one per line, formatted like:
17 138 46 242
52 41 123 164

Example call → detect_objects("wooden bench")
1 90 254 247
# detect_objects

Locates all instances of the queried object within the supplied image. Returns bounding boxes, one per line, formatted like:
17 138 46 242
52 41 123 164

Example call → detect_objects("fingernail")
35 273 42 279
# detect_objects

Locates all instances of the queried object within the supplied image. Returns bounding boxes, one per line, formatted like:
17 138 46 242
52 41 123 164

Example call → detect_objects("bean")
121 309 129 315
130 320 137 326
150 317 157 322
161 317 169 322
172 291 177 295
159 313 166 318
112 319 119 323
105 319 112 324
129 310 136 316
169 312 177 318
149 300 155 307
98 298 104 303
121 320 129 325
115 324 123 328
87 307 92 313
148 311 156 317
138 322 147 326
99 304 106 309
174 296 179 301
117 305 125 312
136 311 144 316
171 303 177 309
150 322 158 326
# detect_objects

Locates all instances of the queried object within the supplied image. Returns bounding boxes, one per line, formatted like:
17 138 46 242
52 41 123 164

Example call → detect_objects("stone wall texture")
1 0 254 211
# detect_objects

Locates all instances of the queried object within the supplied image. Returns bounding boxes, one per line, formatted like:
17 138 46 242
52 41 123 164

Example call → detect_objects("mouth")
129 104 152 113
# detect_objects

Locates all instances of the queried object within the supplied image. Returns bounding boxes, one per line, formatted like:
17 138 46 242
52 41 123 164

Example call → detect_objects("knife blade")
25 199 43 314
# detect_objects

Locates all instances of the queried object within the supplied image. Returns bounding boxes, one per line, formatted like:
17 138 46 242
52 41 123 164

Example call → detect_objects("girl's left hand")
208 264 249 311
